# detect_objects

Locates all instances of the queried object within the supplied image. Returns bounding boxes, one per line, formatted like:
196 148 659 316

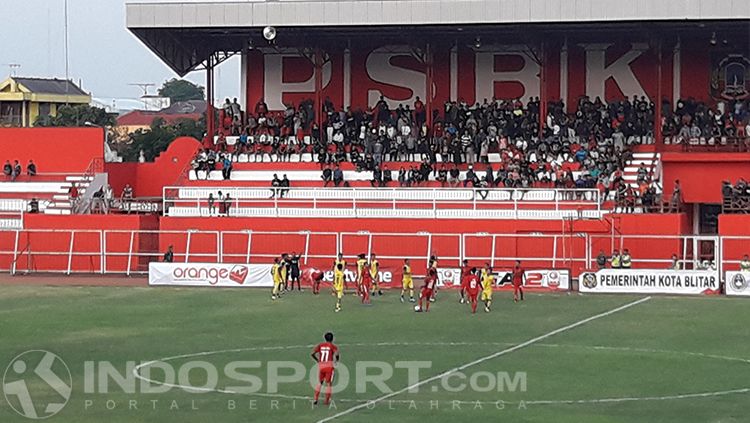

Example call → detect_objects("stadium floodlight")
263 26 277 41
474 37 482 49
710 32 717 45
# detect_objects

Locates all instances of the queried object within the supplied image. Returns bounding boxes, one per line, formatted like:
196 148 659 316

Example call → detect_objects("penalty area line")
316 296 652 423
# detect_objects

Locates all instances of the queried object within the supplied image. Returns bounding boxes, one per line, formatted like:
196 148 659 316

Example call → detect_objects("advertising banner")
149 262 274 287
725 272 750 297
523 269 571 290
579 269 720 295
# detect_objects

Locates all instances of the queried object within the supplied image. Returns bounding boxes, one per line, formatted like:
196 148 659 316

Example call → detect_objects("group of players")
271 251 526 314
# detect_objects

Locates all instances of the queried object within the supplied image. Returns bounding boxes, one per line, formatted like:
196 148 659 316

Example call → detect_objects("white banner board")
725 272 750 297
579 269 720 295
524 269 570 290
149 262 274 287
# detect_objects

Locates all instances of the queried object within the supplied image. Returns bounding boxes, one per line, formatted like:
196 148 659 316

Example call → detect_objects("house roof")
8 77 89 96
117 106 204 127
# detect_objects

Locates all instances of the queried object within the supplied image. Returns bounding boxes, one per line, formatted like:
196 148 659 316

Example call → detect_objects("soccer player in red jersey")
512 260 525 302
311 332 339 405
360 263 372 304
459 259 471 303
418 268 438 312
310 269 324 295
465 267 481 313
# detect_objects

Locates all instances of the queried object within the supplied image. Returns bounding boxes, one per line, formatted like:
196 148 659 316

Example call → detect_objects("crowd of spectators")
3 160 36 181
206 94 669 199
664 98 750 146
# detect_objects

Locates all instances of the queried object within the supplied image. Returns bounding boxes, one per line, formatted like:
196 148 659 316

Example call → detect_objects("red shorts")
513 281 523 288
421 288 433 298
466 289 479 299
318 368 334 383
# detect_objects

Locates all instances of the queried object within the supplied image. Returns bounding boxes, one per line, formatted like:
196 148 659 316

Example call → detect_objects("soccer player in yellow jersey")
480 264 494 312
369 253 383 296
400 258 415 303
271 258 283 300
333 263 345 312
333 252 346 284
279 253 289 292
356 254 367 297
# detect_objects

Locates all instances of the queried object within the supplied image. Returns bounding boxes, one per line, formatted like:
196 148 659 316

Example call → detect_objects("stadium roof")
127 0 750 29
126 0 750 76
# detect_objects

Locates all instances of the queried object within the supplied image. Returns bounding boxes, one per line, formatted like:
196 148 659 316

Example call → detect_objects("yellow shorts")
402 278 413 290
481 290 492 301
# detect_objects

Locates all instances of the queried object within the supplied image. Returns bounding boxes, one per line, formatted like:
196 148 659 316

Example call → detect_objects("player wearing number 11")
311 332 340 405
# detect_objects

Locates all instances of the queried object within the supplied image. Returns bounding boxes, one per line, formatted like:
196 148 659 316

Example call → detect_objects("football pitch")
0 285 748 423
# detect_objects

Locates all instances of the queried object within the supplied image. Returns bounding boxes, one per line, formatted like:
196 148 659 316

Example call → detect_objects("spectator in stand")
321 165 333 187
333 165 344 187
28 198 39 214
104 184 114 212
217 191 225 214
67 183 79 211
463 165 478 187
3 160 11 179
163 245 174 263
270 174 281 198
448 166 460 187
27 160 36 176
92 187 105 214
476 177 489 200
397 167 406 187
437 164 448 187
121 184 134 214
280 175 290 198
371 166 382 188
596 250 607 269
382 165 392 186
11 160 21 181
222 156 233 180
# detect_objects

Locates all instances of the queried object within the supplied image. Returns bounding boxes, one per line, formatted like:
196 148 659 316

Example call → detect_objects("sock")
325 385 332 404
314 384 321 402
409 289 414 299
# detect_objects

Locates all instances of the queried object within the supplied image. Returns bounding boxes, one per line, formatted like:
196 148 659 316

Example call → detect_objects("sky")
0 0 240 110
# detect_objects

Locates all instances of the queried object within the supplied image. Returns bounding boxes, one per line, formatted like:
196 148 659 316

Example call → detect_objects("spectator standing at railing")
26 160 36 176
464 165 477 188
104 184 114 212
163 245 174 263
3 160 11 179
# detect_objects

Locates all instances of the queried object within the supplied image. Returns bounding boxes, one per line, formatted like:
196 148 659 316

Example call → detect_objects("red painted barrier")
0 127 103 173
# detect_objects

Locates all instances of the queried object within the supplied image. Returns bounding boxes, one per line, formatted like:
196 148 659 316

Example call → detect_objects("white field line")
315 296 652 423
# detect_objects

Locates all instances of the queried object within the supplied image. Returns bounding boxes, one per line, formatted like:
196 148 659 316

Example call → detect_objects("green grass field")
0 285 748 423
